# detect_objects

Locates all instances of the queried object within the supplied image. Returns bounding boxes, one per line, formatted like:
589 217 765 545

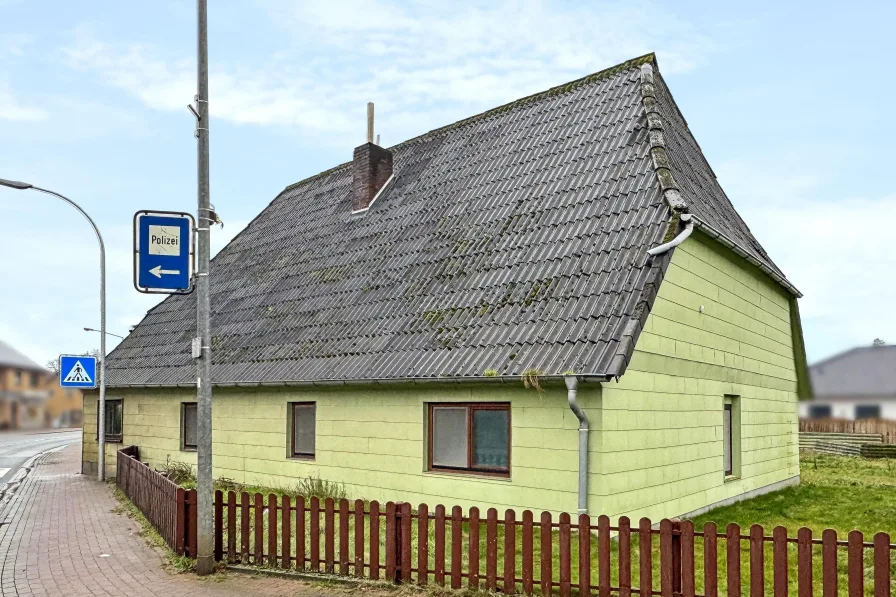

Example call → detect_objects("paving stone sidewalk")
0 443 337 597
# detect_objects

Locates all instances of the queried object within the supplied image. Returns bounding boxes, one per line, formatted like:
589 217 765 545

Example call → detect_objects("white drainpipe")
565 375 589 515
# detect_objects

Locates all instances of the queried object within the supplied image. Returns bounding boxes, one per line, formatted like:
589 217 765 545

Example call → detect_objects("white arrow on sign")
149 265 181 278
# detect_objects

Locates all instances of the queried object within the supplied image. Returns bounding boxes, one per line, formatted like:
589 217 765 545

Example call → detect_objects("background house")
84 54 809 523
0 339 83 430
799 343 896 420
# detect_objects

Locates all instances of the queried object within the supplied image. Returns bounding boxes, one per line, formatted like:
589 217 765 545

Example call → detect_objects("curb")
0 444 68 508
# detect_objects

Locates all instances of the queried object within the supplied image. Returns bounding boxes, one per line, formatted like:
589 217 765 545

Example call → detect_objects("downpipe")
565 375 589 515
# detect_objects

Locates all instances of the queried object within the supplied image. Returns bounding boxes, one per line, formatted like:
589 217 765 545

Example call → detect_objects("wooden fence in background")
800 418 896 444
117 448 894 595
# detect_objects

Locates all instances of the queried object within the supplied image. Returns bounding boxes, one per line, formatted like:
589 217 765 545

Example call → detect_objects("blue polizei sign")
59 355 98 388
134 210 195 294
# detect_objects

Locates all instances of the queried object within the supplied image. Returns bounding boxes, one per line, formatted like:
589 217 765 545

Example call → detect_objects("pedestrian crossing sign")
59 355 98 388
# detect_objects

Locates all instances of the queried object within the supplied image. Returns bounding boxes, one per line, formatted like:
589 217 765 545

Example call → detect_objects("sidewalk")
0 443 334 597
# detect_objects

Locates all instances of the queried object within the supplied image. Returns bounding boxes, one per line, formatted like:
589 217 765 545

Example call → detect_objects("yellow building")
84 54 810 522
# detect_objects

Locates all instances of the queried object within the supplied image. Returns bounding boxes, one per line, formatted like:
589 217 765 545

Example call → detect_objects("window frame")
808 404 832 419
181 402 198 451
427 403 511 477
723 395 741 480
289 402 316 460
96 398 123 443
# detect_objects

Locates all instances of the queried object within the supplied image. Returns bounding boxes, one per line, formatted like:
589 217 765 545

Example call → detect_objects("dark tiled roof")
105 54 788 387
810 345 896 397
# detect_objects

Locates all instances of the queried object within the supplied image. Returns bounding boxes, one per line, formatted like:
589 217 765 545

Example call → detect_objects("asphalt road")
0 430 80 487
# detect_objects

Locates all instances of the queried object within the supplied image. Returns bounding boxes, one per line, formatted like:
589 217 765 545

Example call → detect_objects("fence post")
392 502 404 584
671 519 682 597
175 487 186 556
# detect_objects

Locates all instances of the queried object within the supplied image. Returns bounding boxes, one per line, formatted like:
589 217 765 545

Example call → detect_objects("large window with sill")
96 399 123 443
428 403 510 476
290 402 316 459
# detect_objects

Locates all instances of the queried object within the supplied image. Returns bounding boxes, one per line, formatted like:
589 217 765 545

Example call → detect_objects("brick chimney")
351 103 393 213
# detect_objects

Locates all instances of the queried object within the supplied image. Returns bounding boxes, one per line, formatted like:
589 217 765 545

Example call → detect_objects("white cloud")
0 83 48 121
60 1 718 145
716 156 896 361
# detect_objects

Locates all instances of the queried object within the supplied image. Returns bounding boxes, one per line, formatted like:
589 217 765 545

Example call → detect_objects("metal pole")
28 186 107 481
195 0 214 576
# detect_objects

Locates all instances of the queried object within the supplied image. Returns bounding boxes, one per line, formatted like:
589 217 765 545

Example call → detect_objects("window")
428 403 510 475
14 369 22 385
96 399 123 442
855 404 881 419
30 372 40 387
808 404 832 419
290 403 316 458
723 395 741 478
182 403 198 450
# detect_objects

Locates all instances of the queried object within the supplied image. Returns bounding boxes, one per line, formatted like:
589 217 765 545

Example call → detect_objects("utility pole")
194 0 214 576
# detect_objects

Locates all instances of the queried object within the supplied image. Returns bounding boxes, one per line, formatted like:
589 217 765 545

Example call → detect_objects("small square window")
96 399 123 443
290 403 316 459
428 403 510 476
182 403 198 450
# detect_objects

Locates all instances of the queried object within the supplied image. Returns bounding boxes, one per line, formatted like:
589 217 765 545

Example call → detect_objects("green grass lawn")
202 453 896 595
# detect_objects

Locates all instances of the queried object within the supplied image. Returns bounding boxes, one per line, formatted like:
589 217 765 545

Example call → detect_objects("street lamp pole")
0 178 107 482
84 327 125 340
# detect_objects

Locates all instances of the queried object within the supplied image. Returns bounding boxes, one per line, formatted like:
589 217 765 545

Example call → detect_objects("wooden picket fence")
800 419 896 444
117 448 895 595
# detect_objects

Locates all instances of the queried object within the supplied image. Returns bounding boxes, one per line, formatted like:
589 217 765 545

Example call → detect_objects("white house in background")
799 344 896 420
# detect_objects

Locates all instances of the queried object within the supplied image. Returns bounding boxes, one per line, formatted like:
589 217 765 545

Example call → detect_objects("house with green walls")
83 53 811 523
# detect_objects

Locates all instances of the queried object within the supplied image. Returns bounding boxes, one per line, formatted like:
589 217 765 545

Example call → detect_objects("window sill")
97 437 123 444
724 474 741 483
288 454 316 461
426 468 511 481
181 447 197 452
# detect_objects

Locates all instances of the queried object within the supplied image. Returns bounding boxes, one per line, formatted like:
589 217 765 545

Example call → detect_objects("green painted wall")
83 383 594 513
593 231 800 521
84 231 800 519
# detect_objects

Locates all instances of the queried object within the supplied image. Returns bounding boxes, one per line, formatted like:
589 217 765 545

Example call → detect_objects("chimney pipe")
352 102 393 213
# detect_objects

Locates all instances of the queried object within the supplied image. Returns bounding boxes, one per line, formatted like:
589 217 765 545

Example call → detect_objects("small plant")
215 476 245 493
483 369 499 377
287 475 348 501
521 368 544 392
161 456 196 487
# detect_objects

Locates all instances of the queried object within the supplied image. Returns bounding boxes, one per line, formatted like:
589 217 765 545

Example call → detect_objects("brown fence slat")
385 501 396 582
559 512 571 597
874 532 891 597
310 497 321 572
598 515 610 597
268 494 278 567
681 520 695 597
660 519 673 597
400 502 412 583
639 518 652 597
187 489 198 559
176 487 186 556
848 530 863 597
822 529 836 597
282 495 292 569
727 523 742 597
797 527 812 597
324 497 335 574
339 499 350 575
522 510 534 595
240 492 250 563
505 509 517 595
369 501 380 580
417 504 429 586
486 508 498 591
253 493 263 565
619 516 632 597
578 514 591 597
214 490 223 562
435 505 447 586
354 500 365 578
226 491 236 564
540 512 553 597
296 497 306 571
452 506 463 589
773 526 788 597
469 507 481 590
750 524 764 597
704 522 718 597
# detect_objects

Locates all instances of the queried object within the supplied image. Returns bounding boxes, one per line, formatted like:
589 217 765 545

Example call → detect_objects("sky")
1 0 894 369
